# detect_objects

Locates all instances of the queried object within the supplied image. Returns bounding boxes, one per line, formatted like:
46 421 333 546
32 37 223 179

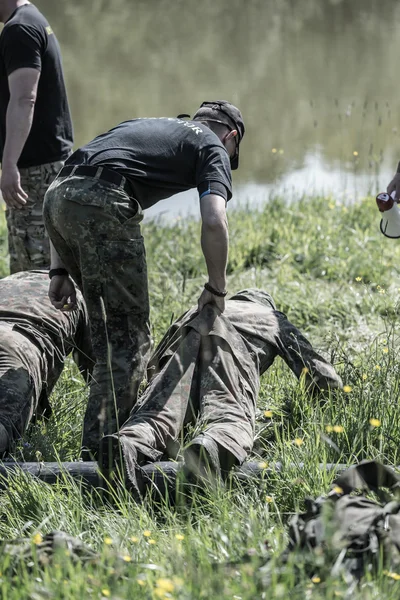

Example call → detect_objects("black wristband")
49 268 69 279
204 282 227 297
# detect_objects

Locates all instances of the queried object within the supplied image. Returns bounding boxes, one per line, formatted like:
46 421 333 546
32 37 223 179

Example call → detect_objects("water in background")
30 1 400 217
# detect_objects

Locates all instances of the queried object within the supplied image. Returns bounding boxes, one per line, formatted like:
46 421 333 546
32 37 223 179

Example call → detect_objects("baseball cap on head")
192 100 245 169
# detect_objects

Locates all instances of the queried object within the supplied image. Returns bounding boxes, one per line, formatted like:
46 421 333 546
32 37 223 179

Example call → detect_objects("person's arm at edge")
387 161 400 199
198 193 228 312
1 67 40 207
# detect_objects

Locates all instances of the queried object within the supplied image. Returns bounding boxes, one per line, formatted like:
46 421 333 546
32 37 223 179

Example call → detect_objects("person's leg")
0 325 43 453
185 335 258 476
6 160 64 273
44 176 151 456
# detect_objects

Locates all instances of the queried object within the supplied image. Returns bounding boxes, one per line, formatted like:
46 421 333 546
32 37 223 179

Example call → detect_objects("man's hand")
49 275 77 311
198 287 225 313
0 163 27 208
387 173 400 200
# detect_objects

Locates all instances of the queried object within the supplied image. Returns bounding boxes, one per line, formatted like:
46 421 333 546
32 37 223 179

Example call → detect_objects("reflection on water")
28 1 400 207
145 154 393 221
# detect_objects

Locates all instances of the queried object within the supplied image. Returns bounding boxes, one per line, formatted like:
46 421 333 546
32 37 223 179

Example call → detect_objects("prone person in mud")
0 270 93 454
101 288 343 498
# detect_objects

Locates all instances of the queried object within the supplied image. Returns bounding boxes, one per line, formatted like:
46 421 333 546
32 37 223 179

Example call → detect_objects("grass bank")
1 195 400 598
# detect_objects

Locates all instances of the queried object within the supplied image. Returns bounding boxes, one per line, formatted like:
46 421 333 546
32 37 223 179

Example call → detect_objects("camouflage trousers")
115 306 259 475
6 160 65 274
0 323 44 453
43 175 151 456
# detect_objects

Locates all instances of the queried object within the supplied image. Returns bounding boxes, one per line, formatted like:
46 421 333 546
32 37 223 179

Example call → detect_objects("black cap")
192 100 245 170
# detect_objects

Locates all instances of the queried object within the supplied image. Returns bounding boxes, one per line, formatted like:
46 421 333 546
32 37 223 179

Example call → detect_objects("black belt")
58 165 133 197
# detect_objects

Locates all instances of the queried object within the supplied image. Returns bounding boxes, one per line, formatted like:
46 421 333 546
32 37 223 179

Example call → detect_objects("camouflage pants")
6 160 65 274
116 310 258 471
43 175 151 456
0 323 44 452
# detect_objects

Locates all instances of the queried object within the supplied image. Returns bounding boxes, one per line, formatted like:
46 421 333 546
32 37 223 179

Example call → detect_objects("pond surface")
34 0 400 218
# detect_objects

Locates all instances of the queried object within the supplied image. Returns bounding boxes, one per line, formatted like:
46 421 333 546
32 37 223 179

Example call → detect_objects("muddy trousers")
6 160 65 274
43 175 151 455
0 323 43 453
115 330 257 478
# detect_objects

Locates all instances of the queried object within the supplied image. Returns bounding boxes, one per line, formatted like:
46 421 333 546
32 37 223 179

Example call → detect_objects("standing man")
43 101 245 457
0 0 73 273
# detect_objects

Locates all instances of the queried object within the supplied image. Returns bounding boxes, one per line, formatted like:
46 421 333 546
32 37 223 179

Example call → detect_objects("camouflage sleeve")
272 310 343 392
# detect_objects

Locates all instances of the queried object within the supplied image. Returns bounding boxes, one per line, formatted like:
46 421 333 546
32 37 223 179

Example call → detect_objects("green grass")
1 195 400 598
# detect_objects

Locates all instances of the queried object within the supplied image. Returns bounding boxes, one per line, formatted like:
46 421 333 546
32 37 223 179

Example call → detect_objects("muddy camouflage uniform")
6 160 65 273
110 289 342 483
0 270 92 453
43 175 151 455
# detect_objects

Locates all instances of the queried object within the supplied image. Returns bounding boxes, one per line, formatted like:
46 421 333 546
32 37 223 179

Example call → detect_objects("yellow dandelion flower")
264 410 273 418
379 288 386 294
383 347 389 354
311 576 321 583
258 461 268 470
272 148 277 153
32 533 43 545
343 385 352 393
265 495 273 503
377 285 381 290
355 277 362 282
175 534 185 541
301 367 309 375
104 537 113 546
333 425 344 433
101 590 110 598
362 373 367 380
148 539 156 545
156 579 175 593
137 579 146 586
154 591 166 599
369 418 381 428
325 425 333 433
375 365 381 371
386 571 400 580
353 151 359 156
294 438 304 447
143 530 151 537
332 485 344 494
130 536 139 543
122 555 131 562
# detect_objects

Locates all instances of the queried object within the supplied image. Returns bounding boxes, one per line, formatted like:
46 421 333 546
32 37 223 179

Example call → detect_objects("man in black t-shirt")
43 101 245 457
0 1 73 273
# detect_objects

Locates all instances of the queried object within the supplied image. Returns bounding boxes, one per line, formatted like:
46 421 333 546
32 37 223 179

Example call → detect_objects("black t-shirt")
66 118 232 208
0 3 73 168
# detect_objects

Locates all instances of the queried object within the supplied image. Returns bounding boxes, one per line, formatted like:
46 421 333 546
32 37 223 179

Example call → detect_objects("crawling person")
101 289 343 496
0 270 92 454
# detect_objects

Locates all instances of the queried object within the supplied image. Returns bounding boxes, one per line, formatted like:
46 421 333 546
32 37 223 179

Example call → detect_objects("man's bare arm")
198 193 228 312
1 67 40 208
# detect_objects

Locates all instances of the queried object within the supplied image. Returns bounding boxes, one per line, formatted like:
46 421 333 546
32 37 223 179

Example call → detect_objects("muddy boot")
99 435 144 502
183 435 222 488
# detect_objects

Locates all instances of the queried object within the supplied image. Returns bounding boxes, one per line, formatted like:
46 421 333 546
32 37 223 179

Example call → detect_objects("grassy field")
1 195 400 598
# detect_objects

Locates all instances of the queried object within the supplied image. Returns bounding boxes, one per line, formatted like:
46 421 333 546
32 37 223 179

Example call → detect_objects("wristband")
204 282 227 297
49 268 69 279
